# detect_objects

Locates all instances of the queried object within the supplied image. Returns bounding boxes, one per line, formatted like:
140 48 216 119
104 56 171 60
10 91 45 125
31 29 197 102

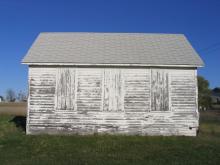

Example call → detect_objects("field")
0 103 220 165
0 102 26 116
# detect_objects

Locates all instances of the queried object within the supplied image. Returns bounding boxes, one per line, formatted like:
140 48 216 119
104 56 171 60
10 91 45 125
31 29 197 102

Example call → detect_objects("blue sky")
0 0 219 95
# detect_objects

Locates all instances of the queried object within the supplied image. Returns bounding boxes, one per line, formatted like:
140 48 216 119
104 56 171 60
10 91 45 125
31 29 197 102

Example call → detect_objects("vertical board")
123 69 150 112
103 69 124 111
151 69 169 111
77 69 102 111
56 68 75 110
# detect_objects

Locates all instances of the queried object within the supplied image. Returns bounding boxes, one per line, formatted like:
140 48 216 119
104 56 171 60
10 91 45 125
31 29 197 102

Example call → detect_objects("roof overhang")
22 62 203 68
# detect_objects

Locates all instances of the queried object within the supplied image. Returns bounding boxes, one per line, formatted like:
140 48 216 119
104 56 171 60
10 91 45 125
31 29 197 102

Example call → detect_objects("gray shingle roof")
22 32 204 67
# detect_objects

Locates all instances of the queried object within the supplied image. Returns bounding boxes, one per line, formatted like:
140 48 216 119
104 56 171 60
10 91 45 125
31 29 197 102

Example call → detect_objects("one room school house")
22 33 204 136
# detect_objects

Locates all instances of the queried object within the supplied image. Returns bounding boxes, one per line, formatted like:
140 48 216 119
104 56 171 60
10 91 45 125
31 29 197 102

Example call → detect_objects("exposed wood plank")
151 69 169 111
56 68 75 110
103 69 124 111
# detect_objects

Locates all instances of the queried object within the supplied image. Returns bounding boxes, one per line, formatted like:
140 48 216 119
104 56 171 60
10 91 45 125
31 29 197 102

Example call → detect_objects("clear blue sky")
0 0 220 96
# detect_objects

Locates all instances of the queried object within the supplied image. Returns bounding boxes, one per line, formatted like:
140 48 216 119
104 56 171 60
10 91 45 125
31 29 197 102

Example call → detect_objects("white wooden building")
22 33 204 136
0 96 3 102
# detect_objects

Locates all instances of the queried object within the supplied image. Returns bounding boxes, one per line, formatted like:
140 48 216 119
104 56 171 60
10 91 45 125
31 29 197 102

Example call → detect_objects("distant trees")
4 89 27 102
17 90 27 102
198 76 212 110
212 87 220 106
5 89 16 102
213 87 220 93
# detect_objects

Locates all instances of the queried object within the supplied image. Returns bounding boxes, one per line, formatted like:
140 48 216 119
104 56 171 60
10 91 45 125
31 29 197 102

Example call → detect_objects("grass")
0 104 220 165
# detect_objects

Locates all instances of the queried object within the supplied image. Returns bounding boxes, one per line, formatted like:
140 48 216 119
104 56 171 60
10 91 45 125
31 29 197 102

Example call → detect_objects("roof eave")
21 62 204 68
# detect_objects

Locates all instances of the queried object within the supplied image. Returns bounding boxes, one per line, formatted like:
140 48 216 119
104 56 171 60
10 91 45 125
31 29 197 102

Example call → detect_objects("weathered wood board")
27 67 198 136
151 69 169 111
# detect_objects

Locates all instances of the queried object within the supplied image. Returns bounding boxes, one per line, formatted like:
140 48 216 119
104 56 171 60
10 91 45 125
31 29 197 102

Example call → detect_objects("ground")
0 103 220 165
0 102 26 116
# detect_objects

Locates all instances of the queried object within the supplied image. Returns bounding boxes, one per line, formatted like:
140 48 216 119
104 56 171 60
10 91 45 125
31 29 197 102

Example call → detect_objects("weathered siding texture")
27 67 198 136
151 69 169 111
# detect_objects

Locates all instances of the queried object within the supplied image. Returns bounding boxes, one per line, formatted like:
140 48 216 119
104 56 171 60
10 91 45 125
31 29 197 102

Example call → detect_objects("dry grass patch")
0 102 26 116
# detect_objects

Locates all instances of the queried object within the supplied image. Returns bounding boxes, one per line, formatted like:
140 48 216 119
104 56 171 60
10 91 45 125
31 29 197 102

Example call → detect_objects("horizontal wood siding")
27 67 198 136
27 67 56 134
124 69 150 112
77 69 102 112
170 70 197 111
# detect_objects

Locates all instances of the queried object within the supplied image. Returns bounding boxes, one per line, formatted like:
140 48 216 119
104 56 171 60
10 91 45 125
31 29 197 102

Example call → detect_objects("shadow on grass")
10 116 26 132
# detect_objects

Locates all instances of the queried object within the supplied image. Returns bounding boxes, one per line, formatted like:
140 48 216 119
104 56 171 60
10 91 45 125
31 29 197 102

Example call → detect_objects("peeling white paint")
27 67 199 136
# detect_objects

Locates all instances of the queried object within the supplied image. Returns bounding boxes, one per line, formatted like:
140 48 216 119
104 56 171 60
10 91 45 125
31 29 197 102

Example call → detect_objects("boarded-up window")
103 69 124 111
151 69 169 111
56 68 75 110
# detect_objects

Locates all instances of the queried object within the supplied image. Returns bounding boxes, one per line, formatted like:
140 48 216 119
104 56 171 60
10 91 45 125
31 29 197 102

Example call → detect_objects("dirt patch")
0 102 27 116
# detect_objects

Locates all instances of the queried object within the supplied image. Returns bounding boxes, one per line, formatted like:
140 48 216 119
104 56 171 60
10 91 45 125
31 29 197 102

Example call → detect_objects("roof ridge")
39 32 185 36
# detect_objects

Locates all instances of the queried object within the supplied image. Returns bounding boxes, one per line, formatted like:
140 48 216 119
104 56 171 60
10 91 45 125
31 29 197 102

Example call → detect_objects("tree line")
0 89 27 102
198 76 220 110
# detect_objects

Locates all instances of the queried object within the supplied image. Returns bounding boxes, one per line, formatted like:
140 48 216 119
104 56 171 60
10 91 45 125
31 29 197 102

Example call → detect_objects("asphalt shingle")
22 32 204 66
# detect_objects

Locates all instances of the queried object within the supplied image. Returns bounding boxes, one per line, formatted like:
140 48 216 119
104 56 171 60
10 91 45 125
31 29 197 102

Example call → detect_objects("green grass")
0 111 220 165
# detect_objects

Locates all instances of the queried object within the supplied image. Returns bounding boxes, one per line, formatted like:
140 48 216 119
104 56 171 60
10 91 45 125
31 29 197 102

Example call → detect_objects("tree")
5 89 16 102
17 90 27 102
213 87 220 93
198 76 211 110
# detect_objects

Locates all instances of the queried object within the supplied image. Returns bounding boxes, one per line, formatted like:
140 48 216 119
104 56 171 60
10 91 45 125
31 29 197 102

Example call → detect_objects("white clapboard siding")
27 67 199 136
77 69 102 112
123 69 150 112
29 67 56 111
28 67 56 132
170 70 197 111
